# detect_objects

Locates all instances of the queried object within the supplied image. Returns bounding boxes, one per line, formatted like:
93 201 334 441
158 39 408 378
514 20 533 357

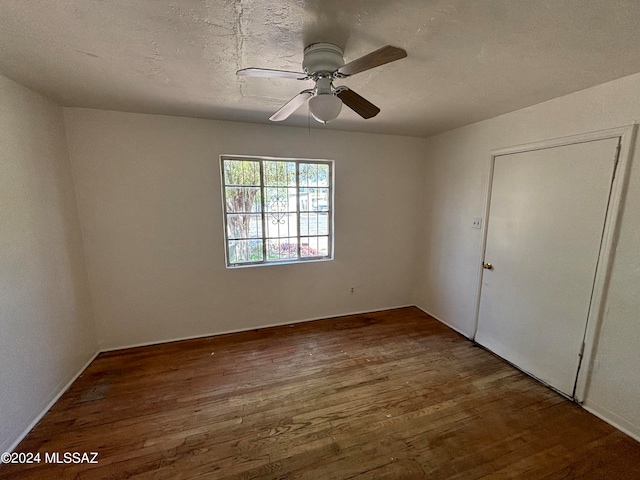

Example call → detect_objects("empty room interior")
2 0 640 478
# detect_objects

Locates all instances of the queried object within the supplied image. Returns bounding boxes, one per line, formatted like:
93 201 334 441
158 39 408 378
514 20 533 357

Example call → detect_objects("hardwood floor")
2 307 639 479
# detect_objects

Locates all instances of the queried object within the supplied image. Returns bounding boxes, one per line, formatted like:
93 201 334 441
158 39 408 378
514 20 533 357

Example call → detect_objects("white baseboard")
413 305 471 339
412 309 640 443
583 402 640 443
9 306 638 454
100 304 416 352
7 306 415 452
3 349 100 454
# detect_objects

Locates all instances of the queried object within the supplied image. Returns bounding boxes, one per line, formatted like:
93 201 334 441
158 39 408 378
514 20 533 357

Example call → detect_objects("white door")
475 138 619 397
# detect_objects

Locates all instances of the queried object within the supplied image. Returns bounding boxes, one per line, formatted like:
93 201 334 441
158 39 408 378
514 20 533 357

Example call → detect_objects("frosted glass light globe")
309 94 342 124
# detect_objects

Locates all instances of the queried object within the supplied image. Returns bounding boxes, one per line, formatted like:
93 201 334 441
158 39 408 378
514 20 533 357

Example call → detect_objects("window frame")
220 154 334 268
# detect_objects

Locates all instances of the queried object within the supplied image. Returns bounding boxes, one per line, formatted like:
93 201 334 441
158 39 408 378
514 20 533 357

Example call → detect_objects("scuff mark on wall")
75 50 100 58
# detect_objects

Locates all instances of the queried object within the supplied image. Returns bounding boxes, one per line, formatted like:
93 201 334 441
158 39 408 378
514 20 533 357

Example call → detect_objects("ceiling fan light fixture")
238 42 407 123
309 93 342 124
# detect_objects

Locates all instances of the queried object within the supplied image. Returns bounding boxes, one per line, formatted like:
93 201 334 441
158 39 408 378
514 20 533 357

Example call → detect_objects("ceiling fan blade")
237 68 308 80
337 45 407 77
336 88 380 119
269 90 314 121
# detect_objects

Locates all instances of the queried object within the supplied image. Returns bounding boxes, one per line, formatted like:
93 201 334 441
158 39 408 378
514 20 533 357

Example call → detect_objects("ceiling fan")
237 43 407 124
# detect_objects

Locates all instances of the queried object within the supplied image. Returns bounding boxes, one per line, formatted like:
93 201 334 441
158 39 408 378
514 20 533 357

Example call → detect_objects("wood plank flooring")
2 307 639 479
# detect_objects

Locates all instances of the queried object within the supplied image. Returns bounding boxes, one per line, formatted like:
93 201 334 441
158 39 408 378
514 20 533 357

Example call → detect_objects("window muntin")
221 156 333 267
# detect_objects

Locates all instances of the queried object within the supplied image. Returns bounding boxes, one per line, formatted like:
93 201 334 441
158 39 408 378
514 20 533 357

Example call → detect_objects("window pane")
299 187 329 212
299 213 329 236
286 162 296 186
221 157 331 267
225 187 261 213
227 214 262 240
317 164 329 187
300 237 319 257
229 239 263 264
266 213 297 238
299 188 311 212
301 163 319 187
317 212 329 235
264 161 295 186
264 187 289 213
264 161 277 186
286 187 297 211
267 238 298 260
299 163 309 187
300 213 309 236
224 160 260 186
314 188 329 211
317 236 329 255
300 236 329 257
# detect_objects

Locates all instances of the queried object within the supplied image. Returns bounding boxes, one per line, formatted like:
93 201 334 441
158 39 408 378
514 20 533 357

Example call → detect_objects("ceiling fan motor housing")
302 43 344 76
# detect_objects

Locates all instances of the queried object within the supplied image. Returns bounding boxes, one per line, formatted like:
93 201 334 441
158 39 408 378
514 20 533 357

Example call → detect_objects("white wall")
5 65 638 450
63 109 426 350
0 75 98 452
414 72 640 440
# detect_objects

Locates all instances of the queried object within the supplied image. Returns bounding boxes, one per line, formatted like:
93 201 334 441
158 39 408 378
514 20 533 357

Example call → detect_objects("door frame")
471 124 637 402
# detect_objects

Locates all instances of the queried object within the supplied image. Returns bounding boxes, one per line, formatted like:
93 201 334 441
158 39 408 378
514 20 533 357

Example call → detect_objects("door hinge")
578 342 585 358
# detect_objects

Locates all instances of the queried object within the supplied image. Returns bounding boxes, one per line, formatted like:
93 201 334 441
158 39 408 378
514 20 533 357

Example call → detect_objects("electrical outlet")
472 217 482 229
350 287 355 295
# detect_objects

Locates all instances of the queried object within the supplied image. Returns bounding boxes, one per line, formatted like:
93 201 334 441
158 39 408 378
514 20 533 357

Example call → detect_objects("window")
221 155 333 267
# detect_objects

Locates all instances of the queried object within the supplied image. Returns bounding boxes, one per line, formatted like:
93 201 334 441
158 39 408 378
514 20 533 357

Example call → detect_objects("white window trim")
220 154 335 268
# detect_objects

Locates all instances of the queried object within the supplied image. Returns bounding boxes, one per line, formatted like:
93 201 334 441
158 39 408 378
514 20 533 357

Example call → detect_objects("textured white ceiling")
2 0 640 137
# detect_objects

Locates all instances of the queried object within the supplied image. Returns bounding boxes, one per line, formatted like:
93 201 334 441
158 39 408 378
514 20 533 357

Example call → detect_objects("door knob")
483 262 493 270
